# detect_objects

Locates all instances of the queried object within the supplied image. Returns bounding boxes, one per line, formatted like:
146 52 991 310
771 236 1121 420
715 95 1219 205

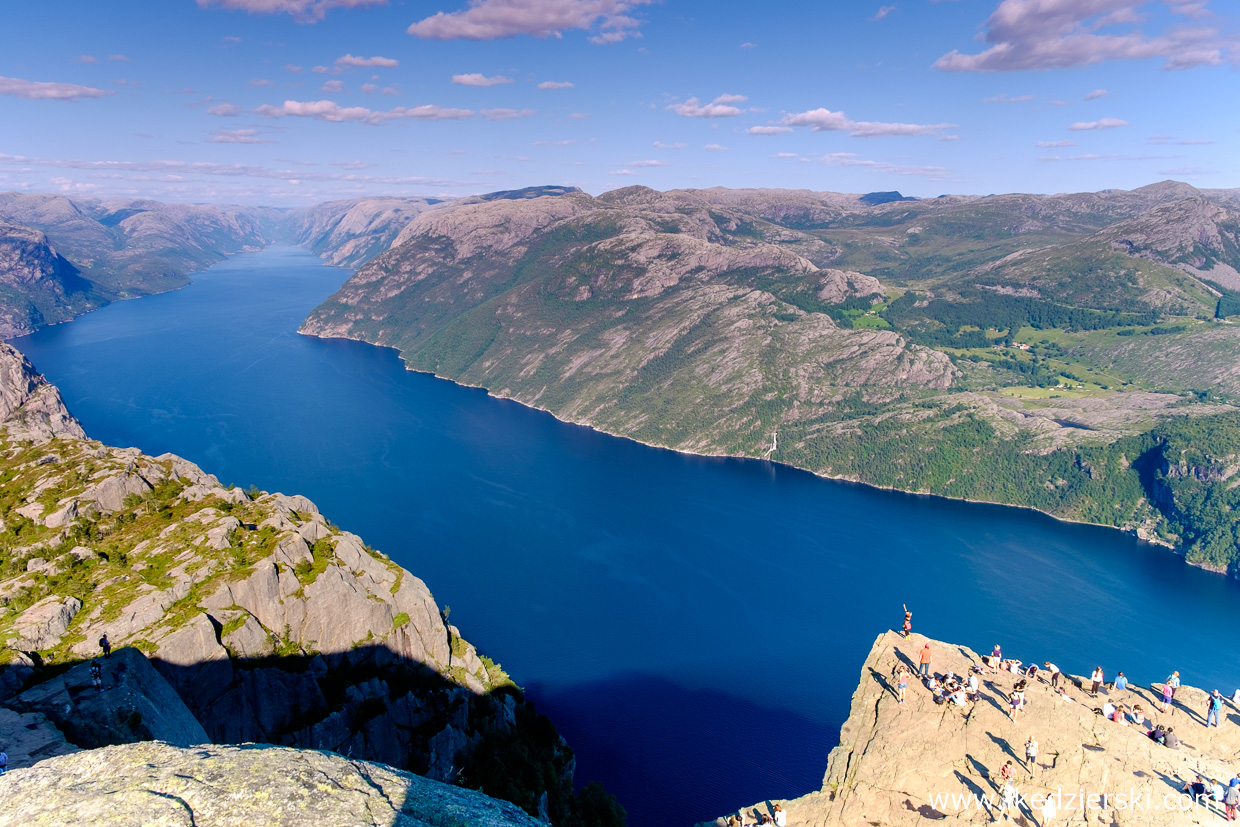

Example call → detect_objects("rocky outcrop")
708 631 1240 826
0 345 599 823
0 741 544 827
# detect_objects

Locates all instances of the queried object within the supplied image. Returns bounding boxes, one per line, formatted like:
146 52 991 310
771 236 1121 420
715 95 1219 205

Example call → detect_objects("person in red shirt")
918 643 932 677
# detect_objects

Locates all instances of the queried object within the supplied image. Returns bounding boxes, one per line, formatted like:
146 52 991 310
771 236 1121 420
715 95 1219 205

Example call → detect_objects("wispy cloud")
452 73 513 86
1083 88 1108 100
482 107 537 120
336 53 399 69
208 128 274 144
1036 139 1076 147
822 152 949 179
1068 117 1129 130
608 168 640 175
982 93 1034 103
207 103 240 116
195 0 387 24
782 107 954 137
321 80 346 92
653 141 686 149
77 55 98 64
537 80 574 89
408 0 654 44
0 75 114 101
1038 153 1174 161
285 63 303 72
871 4 896 21
250 78 275 88
747 125 792 135
1148 135 1213 145
667 94 746 118
256 99 473 123
703 143 729 151
935 0 1236 72
567 112 590 119
629 159 666 167
108 54 131 62
740 41 755 49
772 152 799 158
533 139 576 145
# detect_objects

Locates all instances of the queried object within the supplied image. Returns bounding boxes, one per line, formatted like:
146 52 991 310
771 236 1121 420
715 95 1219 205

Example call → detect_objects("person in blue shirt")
1114 672 1128 691
1207 690 1224 727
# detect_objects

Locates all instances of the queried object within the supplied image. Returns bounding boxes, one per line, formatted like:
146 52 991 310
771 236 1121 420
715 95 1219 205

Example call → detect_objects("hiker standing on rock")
1024 736 1038 778
99 634 111 658
897 666 909 705
1159 681 1174 712
1168 671 1181 700
1089 666 1103 698
1208 690 1224 727
90 660 102 693
901 604 912 638
918 643 932 677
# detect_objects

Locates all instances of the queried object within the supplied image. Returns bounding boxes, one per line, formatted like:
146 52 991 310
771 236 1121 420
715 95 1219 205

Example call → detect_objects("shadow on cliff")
8 643 624 827
524 672 835 827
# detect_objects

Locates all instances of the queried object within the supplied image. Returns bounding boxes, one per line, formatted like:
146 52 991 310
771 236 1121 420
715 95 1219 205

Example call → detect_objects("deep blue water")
13 247 1240 825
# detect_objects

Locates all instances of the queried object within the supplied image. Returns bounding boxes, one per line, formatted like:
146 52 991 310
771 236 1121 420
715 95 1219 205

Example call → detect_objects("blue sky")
1 0 1235 205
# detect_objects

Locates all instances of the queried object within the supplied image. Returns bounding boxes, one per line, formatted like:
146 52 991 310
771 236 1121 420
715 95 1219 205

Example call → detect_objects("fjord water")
14 247 1240 823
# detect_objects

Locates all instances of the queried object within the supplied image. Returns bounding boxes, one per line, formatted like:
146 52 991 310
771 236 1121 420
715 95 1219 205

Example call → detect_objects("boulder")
10 595 80 651
0 741 544 827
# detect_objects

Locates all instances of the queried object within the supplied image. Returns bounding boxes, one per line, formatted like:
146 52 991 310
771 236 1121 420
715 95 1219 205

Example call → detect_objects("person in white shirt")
773 804 787 827
1043 661 1061 688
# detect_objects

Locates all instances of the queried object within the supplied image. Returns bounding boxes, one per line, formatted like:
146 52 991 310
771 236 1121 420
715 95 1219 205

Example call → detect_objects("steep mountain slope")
0 194 278 337
282 196 448 268
0 343 621 825
301 182 1240 573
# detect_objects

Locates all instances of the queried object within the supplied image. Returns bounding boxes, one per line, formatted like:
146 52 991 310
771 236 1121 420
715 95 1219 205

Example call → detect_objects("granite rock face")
0 741 544 827
709 631 1240 826
0 344 580 819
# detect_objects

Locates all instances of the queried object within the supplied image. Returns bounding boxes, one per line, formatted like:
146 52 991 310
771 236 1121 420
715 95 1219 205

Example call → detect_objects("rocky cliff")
0 342 617 824
282 196 449 268
0 741 544 827
708 631 1240 826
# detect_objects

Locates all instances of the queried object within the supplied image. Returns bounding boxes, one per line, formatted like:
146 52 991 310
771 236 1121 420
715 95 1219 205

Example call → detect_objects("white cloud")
482 107 537 120
533 139 576 145
667 94 745 118
255 99 474 123
537 80 574 89
982 93 1034 103
408 0 654 44
1036 139 1076 147
567 112 590 119
703 143 729 151
609 168 640 175
822 152 949 179
250 78 275 88
336 53 399 69
285 64 303 72
1068 117 1129 130
782 107 954 137
747 125 792 135
0 75 114 101
208 128 273 144
312 65 330 74
1083 88 1108 100
452 73 513 86
772 152 799 158
740 42 755 48
207 103 240 116
108 54 131 62
195 0 387 24
78 55 98 64
934 0 1236 72
872 4 896 21
321 80 346 92
361 83 378 94
223 35 243 43
629 159 666 167
1148 135 1213 145
653 141 686 149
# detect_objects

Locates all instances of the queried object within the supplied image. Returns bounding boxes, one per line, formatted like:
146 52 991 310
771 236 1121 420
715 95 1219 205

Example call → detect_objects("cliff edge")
713 631 1240 825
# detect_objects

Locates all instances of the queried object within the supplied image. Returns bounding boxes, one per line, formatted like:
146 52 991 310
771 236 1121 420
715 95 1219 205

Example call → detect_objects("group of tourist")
726 804 786 826
897 611 1240 823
